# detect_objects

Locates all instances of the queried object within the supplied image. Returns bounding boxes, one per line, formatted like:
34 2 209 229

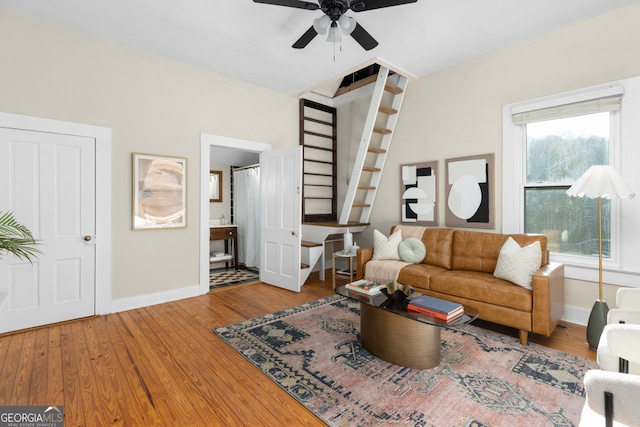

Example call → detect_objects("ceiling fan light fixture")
326 21 339 42
338 15 356 35
313 15 331 35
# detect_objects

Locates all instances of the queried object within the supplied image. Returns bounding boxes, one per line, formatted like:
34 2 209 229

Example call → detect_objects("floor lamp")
566 165 635 350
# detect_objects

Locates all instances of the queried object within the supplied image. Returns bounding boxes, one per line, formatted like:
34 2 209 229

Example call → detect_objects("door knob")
291 231 296 236
84 236 92 241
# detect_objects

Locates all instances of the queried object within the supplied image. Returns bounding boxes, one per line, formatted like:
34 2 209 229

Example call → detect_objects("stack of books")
345 279 384 295
407 295 464 321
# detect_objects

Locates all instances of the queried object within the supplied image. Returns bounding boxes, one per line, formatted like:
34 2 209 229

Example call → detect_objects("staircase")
339 66 408 225
299 65 409 286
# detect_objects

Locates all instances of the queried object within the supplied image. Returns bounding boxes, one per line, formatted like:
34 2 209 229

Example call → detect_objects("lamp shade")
338 15 356 35
566 165 635 200
326 22 339 42
313 15 331 35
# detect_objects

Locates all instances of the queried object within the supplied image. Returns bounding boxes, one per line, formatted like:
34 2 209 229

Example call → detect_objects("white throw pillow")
372 229 402 260
398 238 426 264
493 237 541 290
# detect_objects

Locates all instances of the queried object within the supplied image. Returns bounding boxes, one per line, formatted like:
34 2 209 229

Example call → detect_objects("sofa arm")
531 262 565 336
355 248 374 280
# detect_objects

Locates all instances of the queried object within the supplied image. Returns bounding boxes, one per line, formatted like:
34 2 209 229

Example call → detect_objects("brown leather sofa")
355 226 565 345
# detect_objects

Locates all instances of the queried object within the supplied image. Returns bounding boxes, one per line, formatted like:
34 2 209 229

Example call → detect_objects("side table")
332 251 356 289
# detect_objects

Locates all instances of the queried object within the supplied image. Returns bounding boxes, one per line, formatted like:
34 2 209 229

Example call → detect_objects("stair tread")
353 203 371 208
373 126 392 134
367 147 386 154
301 240 323 247
357 186 376 190
378 105 398 115
384 82 403 95
362 166 382 172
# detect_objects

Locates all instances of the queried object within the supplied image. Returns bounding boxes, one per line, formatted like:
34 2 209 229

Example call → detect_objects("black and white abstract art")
445 153 494 228
400 161 438 226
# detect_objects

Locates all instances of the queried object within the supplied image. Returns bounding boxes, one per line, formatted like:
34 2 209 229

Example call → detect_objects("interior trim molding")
111 284 200 313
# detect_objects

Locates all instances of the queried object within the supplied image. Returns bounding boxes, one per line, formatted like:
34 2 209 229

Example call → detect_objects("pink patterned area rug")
215 294 596 426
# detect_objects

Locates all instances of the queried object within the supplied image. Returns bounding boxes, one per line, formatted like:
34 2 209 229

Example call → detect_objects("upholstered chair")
597 288 640 374
580 369 640 426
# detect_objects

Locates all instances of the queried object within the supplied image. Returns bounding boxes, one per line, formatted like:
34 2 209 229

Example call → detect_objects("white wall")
345 2 640 323
0 8 298 301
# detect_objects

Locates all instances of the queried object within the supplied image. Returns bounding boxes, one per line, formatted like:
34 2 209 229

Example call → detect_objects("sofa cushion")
396 263 448 290
451 230 508 273
493 237 541 290
422 228 455 270
430 270 533 312
372 229 402 260
398 238 426 264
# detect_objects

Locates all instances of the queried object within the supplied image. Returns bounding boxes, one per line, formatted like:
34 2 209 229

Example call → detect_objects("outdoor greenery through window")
524 112 611 258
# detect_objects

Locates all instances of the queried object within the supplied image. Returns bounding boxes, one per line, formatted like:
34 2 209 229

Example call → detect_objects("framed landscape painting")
132 153 187 230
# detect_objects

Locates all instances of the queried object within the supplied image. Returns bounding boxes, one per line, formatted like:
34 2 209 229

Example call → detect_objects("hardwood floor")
0 271 596 426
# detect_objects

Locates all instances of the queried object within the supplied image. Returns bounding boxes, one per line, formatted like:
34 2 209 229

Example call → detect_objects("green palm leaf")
0 211 42 263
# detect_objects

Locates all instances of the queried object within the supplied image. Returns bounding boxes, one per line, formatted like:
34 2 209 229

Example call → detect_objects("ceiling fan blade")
350 22 378 50
253 0 319 10
350 0 417 12
292 26 319 49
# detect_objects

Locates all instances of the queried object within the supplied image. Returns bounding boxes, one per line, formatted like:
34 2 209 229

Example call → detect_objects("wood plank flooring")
0 271 596 426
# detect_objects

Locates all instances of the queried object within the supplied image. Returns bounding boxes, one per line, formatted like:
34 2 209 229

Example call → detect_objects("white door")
260 146 302 292
0 128 96 333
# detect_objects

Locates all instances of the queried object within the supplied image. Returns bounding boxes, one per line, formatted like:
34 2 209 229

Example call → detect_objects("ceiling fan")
253 0 418 51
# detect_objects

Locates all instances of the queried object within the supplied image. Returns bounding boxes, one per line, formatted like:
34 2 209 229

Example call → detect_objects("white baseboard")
562 305 590 326
110 284 204 313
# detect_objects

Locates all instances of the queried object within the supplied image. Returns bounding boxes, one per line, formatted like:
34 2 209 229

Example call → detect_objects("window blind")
512 95 622 125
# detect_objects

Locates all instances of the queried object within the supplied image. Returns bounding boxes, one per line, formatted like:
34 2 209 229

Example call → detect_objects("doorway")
0 112 112 333
199 134 271 294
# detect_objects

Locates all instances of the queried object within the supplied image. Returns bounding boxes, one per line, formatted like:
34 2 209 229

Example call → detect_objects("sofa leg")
519 330 528 346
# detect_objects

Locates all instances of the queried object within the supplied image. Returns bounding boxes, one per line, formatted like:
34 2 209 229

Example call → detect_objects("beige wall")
344 2 640 321
0 9 298 300
2 3 639 318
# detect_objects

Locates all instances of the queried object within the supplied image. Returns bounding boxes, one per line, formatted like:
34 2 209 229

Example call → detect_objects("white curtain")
233 167 261 268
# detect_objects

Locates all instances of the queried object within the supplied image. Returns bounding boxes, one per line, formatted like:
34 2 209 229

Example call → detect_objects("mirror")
209 170 222 203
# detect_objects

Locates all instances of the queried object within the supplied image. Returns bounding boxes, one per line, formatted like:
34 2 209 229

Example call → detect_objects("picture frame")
445 153 494 229
400 161 438 226
132 153 187 230
209 170 222 203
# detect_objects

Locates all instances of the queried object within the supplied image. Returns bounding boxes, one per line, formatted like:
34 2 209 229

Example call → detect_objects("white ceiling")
210 146 260 168
0 0 637 96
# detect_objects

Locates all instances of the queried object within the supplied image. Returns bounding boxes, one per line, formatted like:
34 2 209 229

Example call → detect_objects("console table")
209 225 238 270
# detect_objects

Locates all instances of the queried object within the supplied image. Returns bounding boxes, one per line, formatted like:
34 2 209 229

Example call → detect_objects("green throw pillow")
398 237 426 264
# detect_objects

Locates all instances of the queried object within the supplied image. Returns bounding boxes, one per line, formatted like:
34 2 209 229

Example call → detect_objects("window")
503 77 640 286
523 110 614 258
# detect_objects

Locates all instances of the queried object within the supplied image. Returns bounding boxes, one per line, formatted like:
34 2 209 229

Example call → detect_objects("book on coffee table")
407 295 463 317
345 279 384 295
407 303 464 321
